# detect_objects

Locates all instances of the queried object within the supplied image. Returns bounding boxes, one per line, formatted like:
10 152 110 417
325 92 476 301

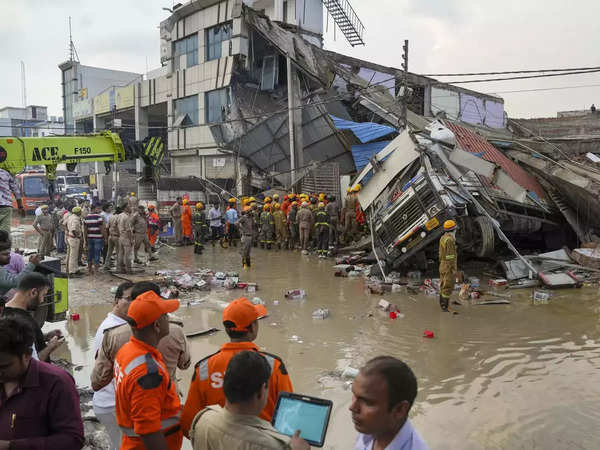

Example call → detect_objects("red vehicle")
12 171 50 213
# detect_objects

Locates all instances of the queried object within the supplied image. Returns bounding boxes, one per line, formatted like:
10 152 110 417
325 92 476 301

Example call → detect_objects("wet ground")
14 217 600 449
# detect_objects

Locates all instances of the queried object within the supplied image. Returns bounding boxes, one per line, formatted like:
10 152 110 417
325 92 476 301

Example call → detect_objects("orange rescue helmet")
196 202 204 210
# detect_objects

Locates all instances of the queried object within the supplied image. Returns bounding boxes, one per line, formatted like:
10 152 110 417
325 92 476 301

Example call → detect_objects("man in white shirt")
351 356 428 450
91 281 134 450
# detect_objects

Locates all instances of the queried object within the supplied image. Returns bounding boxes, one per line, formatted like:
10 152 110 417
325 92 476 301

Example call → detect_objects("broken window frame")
173 33 199 70
174 94 199 126
205 87 232 124
260 55 279 91
206 22 233 62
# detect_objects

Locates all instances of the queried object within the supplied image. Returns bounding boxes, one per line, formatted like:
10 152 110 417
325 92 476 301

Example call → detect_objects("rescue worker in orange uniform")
181 199 193 245
439 220 458 312
280 195 291 217
113 290 183 450
180 297 293 438
147 205 161 249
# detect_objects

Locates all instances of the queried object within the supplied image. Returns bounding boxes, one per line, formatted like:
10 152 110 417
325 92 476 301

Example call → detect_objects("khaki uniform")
131 212 151 260
325 201 339 245
439 232 458 305
272 209 288 248
116 212 133 273
259 211 275 248
238 214 254 266
90 318 190 392
33 213 54 258
297 207 313 251
104 214 120 270
66 214 82 274
127 195 138 211
169 203 183 244
343 194 358 243
191 406 291 450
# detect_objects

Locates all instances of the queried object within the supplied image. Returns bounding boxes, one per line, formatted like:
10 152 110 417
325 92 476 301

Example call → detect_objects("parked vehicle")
11 171 49 213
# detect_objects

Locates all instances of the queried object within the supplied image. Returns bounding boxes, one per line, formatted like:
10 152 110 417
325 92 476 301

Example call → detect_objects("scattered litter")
391 284 404 293
423 330 434 339
468 277 480 288
532 289 551 305
389 311 404 320
251 297 265 305
470 291 480 299
185 328 219 338
71 313 80 321
285 289 306 299
342 367 359 379
377 299 391 311
312 308 329 319
458 284 471 301
110 286 118 294
247 283 257 293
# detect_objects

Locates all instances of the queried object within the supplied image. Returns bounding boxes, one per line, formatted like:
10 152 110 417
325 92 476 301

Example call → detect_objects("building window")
205 88 231 123
173 34 198 70
206 22 232 61
174 95 199 126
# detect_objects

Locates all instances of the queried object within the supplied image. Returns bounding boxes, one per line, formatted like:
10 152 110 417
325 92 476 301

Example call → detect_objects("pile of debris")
154 269 253 292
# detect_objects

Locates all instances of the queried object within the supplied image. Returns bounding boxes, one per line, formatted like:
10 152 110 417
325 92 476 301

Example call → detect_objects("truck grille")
375 180 438 249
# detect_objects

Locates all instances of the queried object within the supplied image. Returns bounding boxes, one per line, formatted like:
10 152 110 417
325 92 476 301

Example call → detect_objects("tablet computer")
272 392 333 448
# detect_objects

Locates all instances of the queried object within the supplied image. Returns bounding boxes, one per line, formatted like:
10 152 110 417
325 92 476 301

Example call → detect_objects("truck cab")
11 170 50 213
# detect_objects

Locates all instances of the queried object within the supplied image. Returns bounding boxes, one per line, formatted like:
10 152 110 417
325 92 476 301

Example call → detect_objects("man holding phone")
2 273 64 362
191 351 309 450
350 357 428 450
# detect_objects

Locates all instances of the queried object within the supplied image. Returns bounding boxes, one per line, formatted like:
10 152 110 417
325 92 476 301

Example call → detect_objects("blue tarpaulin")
330 115 396 143
351 141 392 172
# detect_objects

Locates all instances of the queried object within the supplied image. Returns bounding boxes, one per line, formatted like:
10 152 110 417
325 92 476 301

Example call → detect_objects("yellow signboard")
116 85 134 110
93 91 111 115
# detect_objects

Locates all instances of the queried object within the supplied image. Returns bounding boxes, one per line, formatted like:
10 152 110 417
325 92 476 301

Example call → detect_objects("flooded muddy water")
19 217 600 449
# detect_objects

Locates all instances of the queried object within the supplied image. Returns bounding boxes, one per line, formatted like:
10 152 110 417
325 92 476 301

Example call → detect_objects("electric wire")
423 66 600 77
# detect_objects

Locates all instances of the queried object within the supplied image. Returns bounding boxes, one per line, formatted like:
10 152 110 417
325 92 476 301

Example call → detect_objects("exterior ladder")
322 0 365 46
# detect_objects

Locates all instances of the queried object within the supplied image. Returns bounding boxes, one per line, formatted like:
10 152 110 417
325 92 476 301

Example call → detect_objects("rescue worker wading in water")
439 220 458 312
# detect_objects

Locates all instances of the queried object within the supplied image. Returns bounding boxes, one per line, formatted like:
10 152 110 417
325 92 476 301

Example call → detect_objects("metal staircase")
322 0 365 46
548 189 589 243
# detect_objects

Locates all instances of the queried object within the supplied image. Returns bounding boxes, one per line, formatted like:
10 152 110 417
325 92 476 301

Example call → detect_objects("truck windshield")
65 176 85 185
23 176 49 197
66 185 88 194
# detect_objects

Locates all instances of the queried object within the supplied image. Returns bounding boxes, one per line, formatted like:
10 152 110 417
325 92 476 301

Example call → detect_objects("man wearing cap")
181 297 293 438
439 220 459 312
32 205 54 259
225 198 238 247
169 197 183 246
287 201 299 250
314 202 330 258
132 205 157 264
238 206 254 269
343 187 358 244
104 205 122 271
192 203 208 255
117 203 134 274
113 290 183 449
66 206 83 276
297 202 313 254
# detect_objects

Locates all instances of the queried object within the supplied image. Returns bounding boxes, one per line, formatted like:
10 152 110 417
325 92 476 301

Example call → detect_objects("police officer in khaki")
169 197 183 245
66 206 83 277
91 282 191 393
104 205 121 271
32 205 54 258
439 220 458 312
116 203 134 274
131 205 156 264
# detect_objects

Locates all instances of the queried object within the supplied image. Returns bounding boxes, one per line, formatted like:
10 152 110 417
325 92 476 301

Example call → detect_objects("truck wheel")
474 216 495 258
33 304 48 328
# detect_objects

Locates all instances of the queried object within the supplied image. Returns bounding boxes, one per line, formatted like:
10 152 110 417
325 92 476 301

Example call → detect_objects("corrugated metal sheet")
330 115 396 143
351 141 391 171
444 121 546 199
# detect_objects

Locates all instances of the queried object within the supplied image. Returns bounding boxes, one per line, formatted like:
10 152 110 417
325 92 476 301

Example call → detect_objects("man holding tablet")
191 351 309 450
181 297 293 437
350 357 428 450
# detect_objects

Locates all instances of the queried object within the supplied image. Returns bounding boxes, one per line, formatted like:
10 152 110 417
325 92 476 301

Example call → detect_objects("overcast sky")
2 0 599 119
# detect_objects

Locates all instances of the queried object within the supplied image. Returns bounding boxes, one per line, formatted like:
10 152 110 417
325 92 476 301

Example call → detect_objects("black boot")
439 295 449 312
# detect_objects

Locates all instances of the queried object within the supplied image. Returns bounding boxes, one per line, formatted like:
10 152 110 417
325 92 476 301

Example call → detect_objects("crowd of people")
0 280 428 449
28 192 160 277
167 186 367 269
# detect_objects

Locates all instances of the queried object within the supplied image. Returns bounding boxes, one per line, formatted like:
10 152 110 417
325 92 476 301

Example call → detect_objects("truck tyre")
474 216 495 258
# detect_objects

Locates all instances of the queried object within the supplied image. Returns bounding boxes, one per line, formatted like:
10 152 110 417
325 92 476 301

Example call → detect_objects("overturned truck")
356 121 565 274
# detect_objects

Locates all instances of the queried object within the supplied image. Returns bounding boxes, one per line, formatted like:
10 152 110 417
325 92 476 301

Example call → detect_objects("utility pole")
287 55 296 191
20 61 27 107
401 39 408 129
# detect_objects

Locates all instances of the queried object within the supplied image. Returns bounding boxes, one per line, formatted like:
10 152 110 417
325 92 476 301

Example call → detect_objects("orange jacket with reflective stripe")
180 341 293 438
114 337 182 450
